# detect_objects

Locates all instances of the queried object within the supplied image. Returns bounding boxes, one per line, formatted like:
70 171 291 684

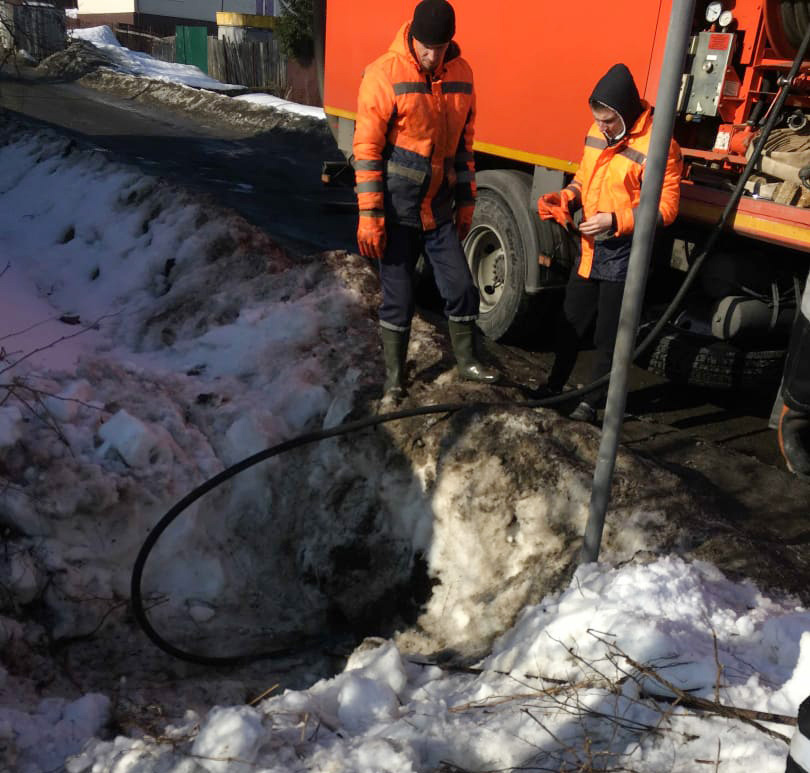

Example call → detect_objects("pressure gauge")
705 1 723 23
718 9 733 27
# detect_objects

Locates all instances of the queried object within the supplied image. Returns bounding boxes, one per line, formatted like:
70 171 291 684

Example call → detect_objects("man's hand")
579 212 614 237
456 205 475 241
357 216 386 259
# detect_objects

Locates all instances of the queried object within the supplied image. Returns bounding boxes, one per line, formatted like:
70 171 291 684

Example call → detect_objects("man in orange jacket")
353 0 498 405
536 63 683 422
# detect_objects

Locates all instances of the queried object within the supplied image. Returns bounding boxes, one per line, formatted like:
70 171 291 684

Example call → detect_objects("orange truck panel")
324 0 673 171
324 0 810 251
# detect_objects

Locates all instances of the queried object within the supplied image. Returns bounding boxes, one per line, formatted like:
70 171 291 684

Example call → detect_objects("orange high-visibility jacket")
564 104 683 279
353 21 476 232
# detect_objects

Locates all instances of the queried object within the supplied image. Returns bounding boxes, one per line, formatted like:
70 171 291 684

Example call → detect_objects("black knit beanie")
411 0 455 45
589 63 643 134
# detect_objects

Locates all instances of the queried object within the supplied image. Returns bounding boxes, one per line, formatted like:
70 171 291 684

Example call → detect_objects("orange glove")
537 191 575 230
456 204 475 241
357 215 386 260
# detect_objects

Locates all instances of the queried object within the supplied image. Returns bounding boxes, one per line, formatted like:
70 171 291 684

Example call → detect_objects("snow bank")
1 114 807 773
69 26 242 91
67 559 809 773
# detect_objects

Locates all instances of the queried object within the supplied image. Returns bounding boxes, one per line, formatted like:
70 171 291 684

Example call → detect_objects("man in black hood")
589 63 644 146
534 63 682 423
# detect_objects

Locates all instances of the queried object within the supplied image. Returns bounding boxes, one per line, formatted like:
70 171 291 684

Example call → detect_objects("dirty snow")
68 25 326 122
233 91 325 120
69 26 243 92
0 81 807 773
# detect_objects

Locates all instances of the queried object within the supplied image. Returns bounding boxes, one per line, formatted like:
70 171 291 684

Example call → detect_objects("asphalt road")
0 72 358 254
1 70 808 552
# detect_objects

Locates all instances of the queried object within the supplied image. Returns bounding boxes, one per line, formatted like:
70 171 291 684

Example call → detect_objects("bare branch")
0 311 119 376
622 652 794 742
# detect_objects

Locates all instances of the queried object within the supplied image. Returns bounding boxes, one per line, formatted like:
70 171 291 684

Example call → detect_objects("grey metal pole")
580 0 696 565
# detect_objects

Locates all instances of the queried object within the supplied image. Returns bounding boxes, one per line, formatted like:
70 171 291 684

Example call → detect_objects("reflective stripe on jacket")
353 21 476 231
571 104 682 280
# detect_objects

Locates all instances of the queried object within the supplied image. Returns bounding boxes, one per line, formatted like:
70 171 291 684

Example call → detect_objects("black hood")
589 63 643 138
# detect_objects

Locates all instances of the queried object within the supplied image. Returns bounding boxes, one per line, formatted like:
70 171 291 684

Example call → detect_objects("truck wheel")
465 171 538 340
638 328 787 391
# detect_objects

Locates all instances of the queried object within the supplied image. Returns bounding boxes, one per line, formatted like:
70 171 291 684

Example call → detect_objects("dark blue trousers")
378 221 479 331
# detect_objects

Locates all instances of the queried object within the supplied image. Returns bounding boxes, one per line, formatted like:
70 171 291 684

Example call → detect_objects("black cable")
131 397 524 666
131 23 810 667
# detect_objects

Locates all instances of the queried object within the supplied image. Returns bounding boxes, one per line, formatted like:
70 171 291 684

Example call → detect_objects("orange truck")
316 0 810 390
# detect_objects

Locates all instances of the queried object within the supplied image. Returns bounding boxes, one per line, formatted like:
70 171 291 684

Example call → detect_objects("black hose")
131 397 523 665
131 21 810 668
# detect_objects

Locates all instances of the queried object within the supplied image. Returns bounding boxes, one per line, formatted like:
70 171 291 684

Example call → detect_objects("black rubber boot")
380 326 410 406
448 320 500 383
778 405 810 480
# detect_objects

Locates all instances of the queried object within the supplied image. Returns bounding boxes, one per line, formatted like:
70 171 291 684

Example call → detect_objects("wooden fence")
208 37 286 90
112 26 287 92
0 2 66 61
114 28 174 62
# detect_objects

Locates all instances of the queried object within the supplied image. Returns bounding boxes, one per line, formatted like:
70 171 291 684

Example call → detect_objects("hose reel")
765 0 810 59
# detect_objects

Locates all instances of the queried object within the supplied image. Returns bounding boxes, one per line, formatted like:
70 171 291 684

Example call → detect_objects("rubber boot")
778 405 810 480
380 326 410 406
448 320 500 383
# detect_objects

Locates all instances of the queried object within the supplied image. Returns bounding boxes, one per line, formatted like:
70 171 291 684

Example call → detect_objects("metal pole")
580 0 696 565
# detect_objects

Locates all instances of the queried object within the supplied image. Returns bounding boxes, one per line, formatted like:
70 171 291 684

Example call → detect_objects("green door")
175 25 208 73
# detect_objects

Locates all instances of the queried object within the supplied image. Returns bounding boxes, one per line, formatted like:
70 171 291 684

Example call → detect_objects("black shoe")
569 401 597 423
526 384 561 401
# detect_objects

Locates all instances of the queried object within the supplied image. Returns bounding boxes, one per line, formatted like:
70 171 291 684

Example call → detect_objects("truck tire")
465 170 538 340
638 328 787 391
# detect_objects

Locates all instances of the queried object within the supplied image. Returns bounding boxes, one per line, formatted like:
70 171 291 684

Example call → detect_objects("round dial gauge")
705 1 723 23
718 9 733 26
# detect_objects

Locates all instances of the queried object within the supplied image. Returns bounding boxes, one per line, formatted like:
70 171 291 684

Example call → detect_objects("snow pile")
0 119 384 651
39 26 328 133
0 117 807 772
69 25 242 91
0 694 110 773
66 559 810 773
234 91 325 121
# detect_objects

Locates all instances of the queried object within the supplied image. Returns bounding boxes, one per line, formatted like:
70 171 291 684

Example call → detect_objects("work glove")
456 204 475 242
357 215 386 260
537 191 575 231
